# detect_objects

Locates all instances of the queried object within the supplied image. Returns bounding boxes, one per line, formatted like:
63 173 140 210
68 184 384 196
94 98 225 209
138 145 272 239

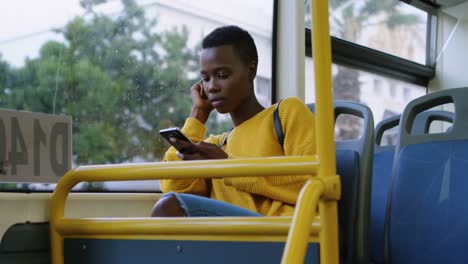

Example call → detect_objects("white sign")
0 109 71 183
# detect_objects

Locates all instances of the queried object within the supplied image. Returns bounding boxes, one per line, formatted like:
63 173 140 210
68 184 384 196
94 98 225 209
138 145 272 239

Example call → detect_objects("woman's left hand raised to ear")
190 80 213 124
176 141 228 161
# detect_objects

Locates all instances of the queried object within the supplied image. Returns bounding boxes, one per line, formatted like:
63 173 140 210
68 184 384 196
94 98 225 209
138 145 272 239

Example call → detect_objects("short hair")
202 25 258 66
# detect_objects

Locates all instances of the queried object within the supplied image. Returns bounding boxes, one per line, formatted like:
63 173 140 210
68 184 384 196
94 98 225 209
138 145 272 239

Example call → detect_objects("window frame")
304 0 437 87
271 0 279 104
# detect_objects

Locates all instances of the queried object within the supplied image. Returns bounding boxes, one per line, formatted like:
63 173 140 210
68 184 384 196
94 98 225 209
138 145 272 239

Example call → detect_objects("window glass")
256 76 272 108
305 58 426 140
425 103 455 134
380 125 399 146
0 0 274 192
428 120 453 134
305 0 428 64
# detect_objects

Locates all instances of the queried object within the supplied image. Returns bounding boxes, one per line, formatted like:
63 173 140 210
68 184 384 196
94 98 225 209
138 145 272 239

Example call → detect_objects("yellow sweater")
160 97 316 216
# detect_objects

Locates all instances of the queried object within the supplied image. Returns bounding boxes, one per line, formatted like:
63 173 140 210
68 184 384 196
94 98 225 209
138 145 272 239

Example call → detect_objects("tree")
0 56 9 89
0 0 210 167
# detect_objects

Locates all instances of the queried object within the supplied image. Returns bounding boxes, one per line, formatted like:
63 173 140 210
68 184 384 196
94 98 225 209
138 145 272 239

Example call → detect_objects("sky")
0 1 83 41
0 0 83 66
0 0 272 67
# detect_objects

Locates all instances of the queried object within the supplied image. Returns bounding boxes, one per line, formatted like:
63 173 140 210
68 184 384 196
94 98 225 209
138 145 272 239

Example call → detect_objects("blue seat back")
370 110 454 263
308 101 374 264
412 110 454 134
371 110 454 264
370 115 400 264
386 87 468 264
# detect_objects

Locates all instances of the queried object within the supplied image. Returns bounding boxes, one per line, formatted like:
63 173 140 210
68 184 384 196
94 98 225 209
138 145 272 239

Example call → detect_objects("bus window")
304 0 432 138
305 61 426 136
0 0 275 192
305 0 429 64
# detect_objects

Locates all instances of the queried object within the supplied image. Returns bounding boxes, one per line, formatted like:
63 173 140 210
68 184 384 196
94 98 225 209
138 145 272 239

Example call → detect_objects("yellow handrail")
50 156 320 264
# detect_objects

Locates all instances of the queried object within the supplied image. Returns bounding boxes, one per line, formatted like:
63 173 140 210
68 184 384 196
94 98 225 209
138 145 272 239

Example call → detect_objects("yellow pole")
282 0 339 262
313 0 336 176
319 199 340 263
311 0 340 262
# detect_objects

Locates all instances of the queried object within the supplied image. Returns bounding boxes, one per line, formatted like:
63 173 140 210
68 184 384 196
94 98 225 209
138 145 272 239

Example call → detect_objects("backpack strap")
274 100 284 149
222 100 284 150
220 128 233 149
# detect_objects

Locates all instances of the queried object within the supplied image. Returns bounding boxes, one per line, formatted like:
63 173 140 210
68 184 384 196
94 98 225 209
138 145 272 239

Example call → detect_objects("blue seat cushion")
370 149 395 264
336 149 359 263
389 140 468 263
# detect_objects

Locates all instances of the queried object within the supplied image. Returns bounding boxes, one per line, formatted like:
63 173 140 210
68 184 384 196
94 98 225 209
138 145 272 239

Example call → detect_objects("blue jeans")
164 192 263 217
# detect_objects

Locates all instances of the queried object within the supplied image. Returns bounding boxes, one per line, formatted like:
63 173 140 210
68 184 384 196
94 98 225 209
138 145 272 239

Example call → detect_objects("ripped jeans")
163 192 262 217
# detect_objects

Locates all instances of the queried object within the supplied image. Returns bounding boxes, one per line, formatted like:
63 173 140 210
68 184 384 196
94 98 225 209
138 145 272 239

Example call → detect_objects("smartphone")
159 127 194 153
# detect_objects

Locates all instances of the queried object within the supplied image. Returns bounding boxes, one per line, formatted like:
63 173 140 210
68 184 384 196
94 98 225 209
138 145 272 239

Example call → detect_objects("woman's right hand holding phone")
171 137 228 161
190 80 214 124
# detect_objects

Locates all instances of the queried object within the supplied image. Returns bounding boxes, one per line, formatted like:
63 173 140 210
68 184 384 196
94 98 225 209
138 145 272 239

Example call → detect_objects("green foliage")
0 0 200 165
330 0 422 40
0 183 17 191
0 56 9 87
74 122 116 164
81 182 106 191
80 0 109 13
386 13 422 29
205 113 232 135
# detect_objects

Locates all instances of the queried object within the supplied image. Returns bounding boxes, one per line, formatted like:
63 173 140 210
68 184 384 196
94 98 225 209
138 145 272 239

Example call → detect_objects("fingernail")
176 152 183 159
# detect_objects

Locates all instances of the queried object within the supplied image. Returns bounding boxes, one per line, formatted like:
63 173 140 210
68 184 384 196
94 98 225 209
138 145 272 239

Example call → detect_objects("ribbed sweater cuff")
181 118 207 143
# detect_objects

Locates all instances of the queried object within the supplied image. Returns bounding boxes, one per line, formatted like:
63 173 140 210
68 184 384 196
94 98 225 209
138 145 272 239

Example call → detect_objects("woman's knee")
151 193 186 217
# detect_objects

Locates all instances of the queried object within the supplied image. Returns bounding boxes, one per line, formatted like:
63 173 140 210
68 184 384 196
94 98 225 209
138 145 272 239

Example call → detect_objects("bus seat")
308 101 374 264
370 115 400 264
412 110 454 135
385 87 468 264
0 222 51 264
64 239 319 263
371 110 454 264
